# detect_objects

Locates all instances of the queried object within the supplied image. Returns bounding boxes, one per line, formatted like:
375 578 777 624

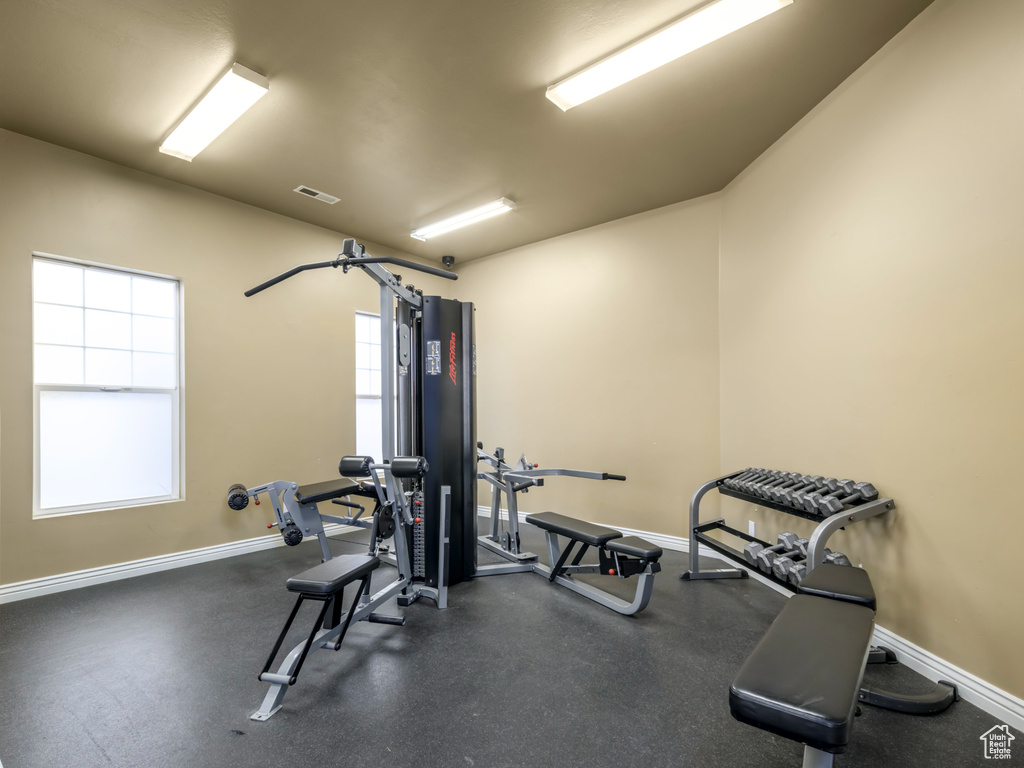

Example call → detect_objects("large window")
33 256 182 516
354 312 383 463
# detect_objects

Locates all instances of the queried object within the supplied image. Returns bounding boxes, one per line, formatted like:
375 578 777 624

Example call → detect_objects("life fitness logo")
448 332 458 386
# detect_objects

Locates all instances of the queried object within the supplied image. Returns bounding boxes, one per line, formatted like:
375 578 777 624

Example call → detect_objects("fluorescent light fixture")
411 198 517 241
546 0 793 111
159 63 269 161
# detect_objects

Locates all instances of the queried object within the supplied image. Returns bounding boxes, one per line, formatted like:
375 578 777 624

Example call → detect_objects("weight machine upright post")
380 284 395 462
396 301 416 459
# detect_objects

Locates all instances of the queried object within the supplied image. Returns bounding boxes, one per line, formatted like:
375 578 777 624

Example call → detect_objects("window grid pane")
354 313 381 397
355 312 390 462
33 259 178 389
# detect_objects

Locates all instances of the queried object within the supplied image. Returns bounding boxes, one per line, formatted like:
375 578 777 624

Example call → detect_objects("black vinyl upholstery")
525 512 622 547
338 455 374 477
286 555 380 596
294 481 371 506
798 564 877 611
606 536 663 560
389 456 428 478
729 595 875 753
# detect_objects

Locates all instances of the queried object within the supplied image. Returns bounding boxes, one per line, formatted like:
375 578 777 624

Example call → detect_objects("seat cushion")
294 480 370 506
286 555 380 595
798 564 876 612
525 512 622 547
730 595 875 753
606 536 662 560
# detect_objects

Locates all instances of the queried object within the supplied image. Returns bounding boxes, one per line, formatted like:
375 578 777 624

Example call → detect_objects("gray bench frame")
250 461 451 721
475 448 658 615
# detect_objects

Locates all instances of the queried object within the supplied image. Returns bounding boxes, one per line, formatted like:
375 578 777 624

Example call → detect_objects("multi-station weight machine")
230 238 478 718
235 237 478 592
231 238 661 718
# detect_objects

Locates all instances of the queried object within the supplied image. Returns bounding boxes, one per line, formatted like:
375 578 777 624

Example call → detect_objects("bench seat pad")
286 555 380 596
294 480 373 506
797 564 876 612
606 536 662 560
730 595 875 753
525 512 622 547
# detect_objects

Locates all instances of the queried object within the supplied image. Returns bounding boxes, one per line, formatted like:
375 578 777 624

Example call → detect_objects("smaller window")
354 312 383 463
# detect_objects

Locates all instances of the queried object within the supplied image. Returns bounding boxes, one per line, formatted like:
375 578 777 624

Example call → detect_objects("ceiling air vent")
293 185 340 204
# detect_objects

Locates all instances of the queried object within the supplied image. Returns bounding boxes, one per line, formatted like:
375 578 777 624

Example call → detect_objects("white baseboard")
478 504 1024 732
869 625 1024 734
6 506 1022 732
0 523 358 605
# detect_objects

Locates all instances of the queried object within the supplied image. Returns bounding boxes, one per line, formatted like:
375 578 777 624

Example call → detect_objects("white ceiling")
0 0 934 261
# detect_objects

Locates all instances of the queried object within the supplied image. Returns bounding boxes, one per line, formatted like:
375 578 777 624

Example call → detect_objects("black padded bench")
258 555 380 690
524 511 663 615
730 594 875 766
730 565 957 766
797 563 876 611
294 479 377 506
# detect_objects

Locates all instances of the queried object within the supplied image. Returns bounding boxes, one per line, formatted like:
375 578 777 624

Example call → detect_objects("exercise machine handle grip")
352 256 457 281
244 260 341 296
244 252 455 298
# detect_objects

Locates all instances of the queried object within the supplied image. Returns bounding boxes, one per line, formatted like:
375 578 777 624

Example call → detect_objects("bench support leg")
858 680 959 715
531 562 657 615
802 746 834 768
251 573 388 722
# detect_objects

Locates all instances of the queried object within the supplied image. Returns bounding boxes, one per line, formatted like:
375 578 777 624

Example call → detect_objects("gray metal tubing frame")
802 746 835 768
477 449 541 562
474 462 653 615
681 471 895 582
244 237 455 467
245 243 459 720
239 480 375 563
251 467 442 722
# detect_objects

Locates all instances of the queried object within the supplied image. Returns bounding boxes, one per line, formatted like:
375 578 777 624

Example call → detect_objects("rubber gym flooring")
0 519 1016 768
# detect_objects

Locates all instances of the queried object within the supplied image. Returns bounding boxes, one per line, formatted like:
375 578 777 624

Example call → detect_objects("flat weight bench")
730 565 958 766
254 554 380 720
525 512 663 616
730 594 874 767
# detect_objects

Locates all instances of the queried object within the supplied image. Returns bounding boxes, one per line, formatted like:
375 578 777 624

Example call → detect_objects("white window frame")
31 252 185 517
354 311 382 461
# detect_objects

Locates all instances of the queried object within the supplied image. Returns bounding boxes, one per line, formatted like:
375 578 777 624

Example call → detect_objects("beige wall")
719 0 1024 697
0 129 447 584
3 0 1021 703
456 195 722 537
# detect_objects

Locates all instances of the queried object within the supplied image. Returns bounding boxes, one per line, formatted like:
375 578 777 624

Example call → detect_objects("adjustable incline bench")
251 455 433 721
730 564 957 766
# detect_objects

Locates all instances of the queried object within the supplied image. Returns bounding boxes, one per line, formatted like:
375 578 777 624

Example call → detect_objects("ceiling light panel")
160 63 269 161
411 198 517 241
546 0 793 111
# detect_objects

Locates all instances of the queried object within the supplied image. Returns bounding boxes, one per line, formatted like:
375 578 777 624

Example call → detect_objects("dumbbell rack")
680 471 895 591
